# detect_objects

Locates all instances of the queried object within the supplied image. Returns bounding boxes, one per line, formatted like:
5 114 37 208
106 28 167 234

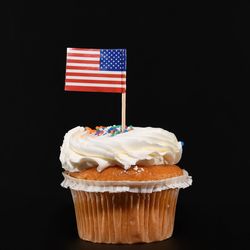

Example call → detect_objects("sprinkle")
137 167 144 173
88 125 134 137
133 165 138 171
86 127 96 134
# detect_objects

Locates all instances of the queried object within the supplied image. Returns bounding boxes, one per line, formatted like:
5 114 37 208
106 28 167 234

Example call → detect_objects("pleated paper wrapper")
61 171 192 244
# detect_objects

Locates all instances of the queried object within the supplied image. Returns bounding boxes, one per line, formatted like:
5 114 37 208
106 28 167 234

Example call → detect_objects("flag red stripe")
66 65 99 70
69 48 100 52
66 79 126 84
66 72 126 78
67 59 99 64
65 85 125 93
67 53 100 58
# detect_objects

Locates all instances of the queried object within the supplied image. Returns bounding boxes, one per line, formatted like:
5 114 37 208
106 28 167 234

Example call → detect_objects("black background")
2 1 250 250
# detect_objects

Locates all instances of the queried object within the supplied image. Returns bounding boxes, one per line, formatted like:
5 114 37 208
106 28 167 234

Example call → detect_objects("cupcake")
60 125 192 244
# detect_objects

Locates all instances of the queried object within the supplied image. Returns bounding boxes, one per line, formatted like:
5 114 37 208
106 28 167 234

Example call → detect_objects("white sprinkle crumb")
133 165 138 171
137 167 145 173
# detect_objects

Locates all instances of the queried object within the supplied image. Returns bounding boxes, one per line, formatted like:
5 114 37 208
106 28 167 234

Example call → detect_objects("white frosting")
60 126 183 172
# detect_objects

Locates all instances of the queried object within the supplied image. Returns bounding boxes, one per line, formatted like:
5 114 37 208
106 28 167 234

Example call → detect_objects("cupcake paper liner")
62 169 192 243
61 170 192 193
71 189 179 244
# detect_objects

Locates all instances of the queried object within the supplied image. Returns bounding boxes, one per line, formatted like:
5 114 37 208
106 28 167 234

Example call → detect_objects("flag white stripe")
67 56 100 61
67 63 99 67
66 76 125 81
65 82 126 88
66 69 126 75
67 49 100 55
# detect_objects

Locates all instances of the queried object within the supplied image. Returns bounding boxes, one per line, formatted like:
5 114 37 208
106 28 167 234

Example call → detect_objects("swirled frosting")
59 126 183 172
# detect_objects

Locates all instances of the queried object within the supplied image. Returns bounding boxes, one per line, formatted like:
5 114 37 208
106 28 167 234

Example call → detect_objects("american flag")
65 48 126 93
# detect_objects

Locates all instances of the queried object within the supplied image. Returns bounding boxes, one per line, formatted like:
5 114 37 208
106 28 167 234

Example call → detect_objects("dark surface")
2 2 250 250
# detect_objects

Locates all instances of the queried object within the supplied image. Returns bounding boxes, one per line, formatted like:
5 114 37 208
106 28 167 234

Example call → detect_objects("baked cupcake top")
60 125 183 172
68 165 184 181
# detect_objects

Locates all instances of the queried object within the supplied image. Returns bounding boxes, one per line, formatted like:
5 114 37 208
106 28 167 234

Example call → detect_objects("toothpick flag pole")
121 48 127 132
121 92 126 131
65 48 127 131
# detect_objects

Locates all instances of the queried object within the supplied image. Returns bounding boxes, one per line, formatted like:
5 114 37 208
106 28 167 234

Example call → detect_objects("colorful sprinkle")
86 125 133 137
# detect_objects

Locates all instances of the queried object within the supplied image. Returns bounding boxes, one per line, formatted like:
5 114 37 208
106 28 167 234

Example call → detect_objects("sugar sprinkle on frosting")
86 125 133 137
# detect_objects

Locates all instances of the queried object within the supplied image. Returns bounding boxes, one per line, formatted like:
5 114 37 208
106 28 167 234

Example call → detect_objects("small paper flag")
65 48 126 93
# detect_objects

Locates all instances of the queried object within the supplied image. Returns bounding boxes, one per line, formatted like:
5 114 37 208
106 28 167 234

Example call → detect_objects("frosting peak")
60 126 183 172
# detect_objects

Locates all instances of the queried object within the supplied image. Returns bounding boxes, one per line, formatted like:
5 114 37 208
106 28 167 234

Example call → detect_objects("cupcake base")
70 189 179 244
